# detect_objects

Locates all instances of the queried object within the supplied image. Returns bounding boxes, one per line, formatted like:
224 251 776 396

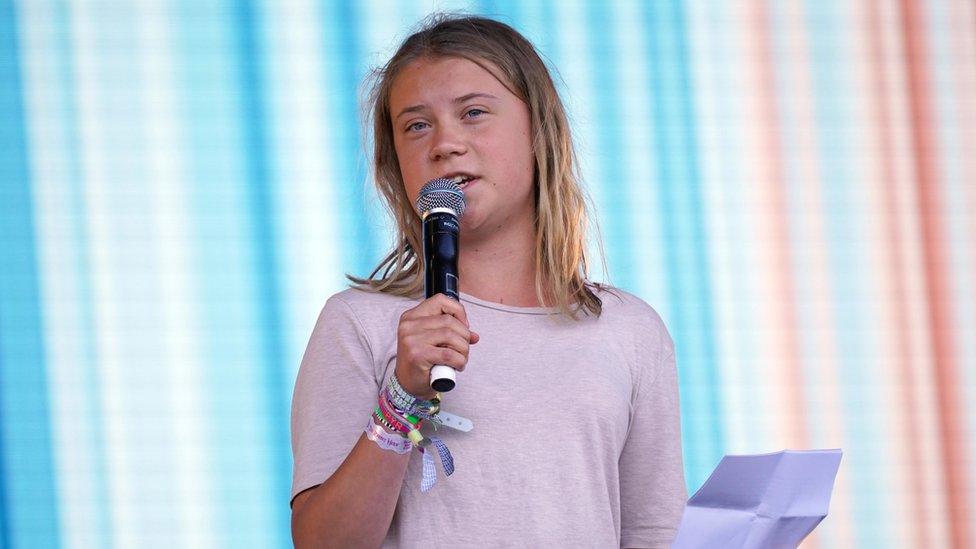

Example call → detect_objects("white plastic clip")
435 411 473 432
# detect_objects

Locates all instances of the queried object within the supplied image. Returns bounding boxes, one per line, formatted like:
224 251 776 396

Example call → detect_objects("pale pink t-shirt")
290 286 686 548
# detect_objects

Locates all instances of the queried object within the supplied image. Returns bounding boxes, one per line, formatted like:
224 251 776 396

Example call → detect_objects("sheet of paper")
671 449 842 549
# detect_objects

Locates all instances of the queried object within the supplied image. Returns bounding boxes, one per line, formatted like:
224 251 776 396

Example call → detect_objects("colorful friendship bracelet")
360 373 457 492
376 403 422 435
378 394 424 441
373 406 412 435
380 389 426 426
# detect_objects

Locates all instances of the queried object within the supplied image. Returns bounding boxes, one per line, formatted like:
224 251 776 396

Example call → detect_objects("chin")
459 216 484 235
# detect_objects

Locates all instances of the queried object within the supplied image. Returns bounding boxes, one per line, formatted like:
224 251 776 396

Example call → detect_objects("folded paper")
671 449 842 549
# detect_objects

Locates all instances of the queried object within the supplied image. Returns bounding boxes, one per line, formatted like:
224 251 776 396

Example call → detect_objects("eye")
406 121 429 133
464 108 486 119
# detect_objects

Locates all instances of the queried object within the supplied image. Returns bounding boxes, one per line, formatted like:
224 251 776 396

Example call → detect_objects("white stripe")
421 0 476 14
135 1 215 547
771 1 855 546
360 0 413 69
18 1 103 547
69 2 133 546
356 0 414 279
71 2 184 545
683 0 753 454
261 0 344 397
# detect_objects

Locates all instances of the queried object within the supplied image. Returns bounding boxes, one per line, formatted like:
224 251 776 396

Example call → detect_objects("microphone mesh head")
415 177 466 217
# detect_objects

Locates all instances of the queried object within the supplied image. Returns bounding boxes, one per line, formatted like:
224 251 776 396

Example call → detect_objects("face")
389 56 536 239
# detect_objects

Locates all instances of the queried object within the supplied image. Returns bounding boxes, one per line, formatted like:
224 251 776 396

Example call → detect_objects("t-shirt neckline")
459 291 560 315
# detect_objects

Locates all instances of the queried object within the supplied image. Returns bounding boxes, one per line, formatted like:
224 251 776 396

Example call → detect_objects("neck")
457 218 542 307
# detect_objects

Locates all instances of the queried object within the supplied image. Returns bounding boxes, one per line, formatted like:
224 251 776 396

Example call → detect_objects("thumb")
469 330 480 344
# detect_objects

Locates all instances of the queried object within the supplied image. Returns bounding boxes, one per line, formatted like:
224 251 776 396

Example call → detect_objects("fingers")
399 334 468 371
405 317 473 369
422 314 476 345
399 294 478 345
405 293 471 329
395 294 478 397
432 346 467 371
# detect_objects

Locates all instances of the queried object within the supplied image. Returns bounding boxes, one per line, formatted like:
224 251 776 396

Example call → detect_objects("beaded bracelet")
379 388 429 428
387 374 440 417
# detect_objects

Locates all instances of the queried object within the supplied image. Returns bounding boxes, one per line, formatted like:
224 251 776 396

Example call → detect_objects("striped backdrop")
0 0 973 547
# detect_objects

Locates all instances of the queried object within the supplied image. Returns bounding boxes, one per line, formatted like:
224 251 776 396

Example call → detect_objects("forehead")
389 56 515 107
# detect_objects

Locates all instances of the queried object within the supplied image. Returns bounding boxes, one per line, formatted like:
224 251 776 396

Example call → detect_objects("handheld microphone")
415 177 466 393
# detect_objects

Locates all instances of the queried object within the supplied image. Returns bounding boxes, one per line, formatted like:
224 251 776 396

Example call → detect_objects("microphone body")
423 211 461 302
423 209 461 392
416 178 467 393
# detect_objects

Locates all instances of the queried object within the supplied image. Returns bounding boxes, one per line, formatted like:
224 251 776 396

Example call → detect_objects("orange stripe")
898 1 974 547
952 0 976 327
864 0 929 546
749 0 808 452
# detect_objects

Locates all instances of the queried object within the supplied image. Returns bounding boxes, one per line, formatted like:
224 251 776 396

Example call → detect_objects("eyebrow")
395 92 499 121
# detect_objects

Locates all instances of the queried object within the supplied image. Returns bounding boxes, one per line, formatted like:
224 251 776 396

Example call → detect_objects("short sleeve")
290 294 380 506
618 328 687 548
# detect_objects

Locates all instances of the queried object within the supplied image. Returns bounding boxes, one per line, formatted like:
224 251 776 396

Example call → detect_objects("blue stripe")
585 2 633 291
668 0 724 475
477 0 523 22
535 0 561 192
476 0 498 16
52 0 112 544
487 4 525 52
232 1 291 545
175 0 260 543
0 1 61 546
494 4 522 26
536 3 559 93
322 1 377 277
640 0 724 492
805 0 883 545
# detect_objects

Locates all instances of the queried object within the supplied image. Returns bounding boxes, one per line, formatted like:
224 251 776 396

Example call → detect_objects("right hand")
395 294 480 400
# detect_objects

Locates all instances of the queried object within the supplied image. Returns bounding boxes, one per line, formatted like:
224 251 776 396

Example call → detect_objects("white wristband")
364 417 412 454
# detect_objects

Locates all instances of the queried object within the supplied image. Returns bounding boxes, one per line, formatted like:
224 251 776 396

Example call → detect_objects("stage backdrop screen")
1 1 974 547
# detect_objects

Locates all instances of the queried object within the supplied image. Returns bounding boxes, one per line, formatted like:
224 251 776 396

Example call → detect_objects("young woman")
290 15 686 548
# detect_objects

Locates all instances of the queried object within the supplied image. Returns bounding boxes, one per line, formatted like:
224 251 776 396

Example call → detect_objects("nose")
428 121 467 161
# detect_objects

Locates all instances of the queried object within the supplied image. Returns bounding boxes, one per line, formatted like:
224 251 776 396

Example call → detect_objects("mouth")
444 173 479 189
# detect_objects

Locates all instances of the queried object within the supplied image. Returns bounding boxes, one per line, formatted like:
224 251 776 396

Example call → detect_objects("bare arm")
291 433 410 549
291 294 478 548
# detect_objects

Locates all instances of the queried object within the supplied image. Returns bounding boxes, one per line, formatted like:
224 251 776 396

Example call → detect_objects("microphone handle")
423 211 460 392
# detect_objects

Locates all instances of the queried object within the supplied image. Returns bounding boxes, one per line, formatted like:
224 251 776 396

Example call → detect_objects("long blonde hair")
347 14 612 319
